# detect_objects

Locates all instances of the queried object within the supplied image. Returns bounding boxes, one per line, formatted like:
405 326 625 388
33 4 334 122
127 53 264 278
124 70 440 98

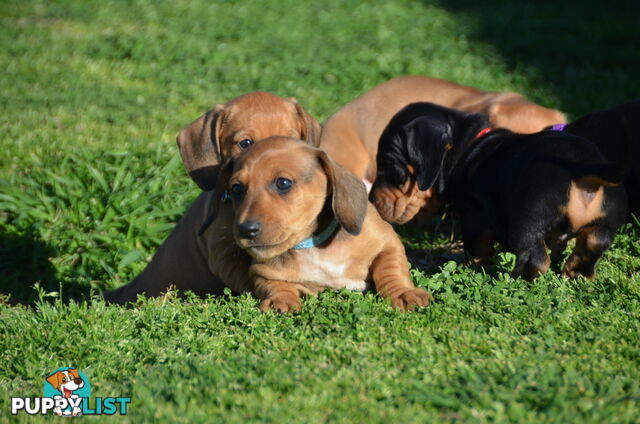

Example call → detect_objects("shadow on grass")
432 0 640 116
0 227 56 304
398 214 467 274
0 227 89 305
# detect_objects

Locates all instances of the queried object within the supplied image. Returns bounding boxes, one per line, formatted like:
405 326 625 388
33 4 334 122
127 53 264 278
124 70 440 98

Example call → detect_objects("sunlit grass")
1 0 639 422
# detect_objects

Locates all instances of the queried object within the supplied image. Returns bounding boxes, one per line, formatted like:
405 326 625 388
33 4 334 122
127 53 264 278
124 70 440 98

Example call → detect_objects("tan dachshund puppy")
178 91 321 190
213 136 431 312
104 92 321 304
320 75 566 223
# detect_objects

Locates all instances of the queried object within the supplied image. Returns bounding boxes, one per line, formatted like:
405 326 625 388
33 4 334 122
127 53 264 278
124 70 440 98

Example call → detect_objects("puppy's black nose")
238 220 261 239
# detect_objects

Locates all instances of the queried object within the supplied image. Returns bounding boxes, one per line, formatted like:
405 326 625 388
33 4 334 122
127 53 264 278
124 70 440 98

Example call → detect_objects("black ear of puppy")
412 132 451 191
405 117 454 191
404 107 491 191
316 150 368 235
198 158 235 236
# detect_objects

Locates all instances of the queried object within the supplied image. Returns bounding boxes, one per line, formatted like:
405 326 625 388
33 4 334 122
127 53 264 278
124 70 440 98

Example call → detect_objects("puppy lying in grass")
213 136 431 312
104 92 320 304
320 75 566 193
370 102 629 281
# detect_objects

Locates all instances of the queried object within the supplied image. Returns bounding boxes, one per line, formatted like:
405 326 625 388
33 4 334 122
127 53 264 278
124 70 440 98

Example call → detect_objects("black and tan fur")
370 102 628 280
561 99 640 216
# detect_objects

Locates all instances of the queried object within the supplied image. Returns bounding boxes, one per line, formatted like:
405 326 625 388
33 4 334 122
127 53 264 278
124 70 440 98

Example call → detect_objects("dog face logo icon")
43 367 91 416
46 368 84 398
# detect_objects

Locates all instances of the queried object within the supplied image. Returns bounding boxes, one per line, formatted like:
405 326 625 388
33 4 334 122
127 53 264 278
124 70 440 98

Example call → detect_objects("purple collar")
549 123 567 131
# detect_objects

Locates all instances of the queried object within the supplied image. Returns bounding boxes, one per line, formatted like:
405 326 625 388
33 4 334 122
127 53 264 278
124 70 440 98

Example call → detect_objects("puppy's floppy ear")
290 98 321 147
177 104 226 191
405 118 453 191
68 368 80 379
317 150 368 235
198 158 235 236
46 371 63 390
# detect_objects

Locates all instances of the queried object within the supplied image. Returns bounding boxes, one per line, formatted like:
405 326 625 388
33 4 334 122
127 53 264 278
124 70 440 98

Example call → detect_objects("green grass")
1 0 639 422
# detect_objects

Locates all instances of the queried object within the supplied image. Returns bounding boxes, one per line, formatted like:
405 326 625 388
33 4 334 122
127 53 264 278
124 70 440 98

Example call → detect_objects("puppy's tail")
576 115 637 187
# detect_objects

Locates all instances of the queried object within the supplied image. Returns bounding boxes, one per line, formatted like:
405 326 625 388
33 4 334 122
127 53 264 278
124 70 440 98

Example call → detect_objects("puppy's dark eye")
230 183 244 198
274 177 293 193
238 139 254 149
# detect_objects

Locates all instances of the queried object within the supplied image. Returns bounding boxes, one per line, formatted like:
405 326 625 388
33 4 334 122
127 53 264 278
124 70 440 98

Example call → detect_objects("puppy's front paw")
259 293 302 313
390 288 432 311
562 267 595 280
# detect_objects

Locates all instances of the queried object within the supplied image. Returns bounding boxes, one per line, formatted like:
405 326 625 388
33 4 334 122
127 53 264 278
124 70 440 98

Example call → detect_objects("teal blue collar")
292 219 340 249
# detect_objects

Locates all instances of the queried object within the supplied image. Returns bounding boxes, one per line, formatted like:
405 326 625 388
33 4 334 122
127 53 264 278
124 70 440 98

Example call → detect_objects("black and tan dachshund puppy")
370 102 629 281
553 99 640 216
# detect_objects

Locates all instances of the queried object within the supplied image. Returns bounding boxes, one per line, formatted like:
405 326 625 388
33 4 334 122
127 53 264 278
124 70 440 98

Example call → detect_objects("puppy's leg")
547 231 569 266
462 214 495 266
371 238 431 311
505 200 554 281
563 226 613 279
253 278 303 313
511 239 551 281
564 186 626 279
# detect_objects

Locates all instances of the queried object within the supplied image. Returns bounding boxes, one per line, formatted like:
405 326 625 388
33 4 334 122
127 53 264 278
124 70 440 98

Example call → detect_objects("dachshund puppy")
371 103 628 280
320 75 566 190
178 91 321 190
213 136 431 312
104 92 321 304
554 99 640 216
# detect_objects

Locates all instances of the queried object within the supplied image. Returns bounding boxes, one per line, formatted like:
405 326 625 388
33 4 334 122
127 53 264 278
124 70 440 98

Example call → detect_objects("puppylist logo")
10 367 131 416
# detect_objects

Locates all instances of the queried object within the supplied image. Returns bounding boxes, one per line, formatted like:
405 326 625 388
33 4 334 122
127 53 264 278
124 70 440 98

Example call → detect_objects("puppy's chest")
293 248 371 292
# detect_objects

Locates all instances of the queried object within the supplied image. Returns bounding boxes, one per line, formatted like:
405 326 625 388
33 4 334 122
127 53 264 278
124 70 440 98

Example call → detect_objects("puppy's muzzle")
238 220 261 239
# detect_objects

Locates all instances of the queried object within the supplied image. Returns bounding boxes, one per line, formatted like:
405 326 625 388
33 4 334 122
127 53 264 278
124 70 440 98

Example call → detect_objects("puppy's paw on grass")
259 294 302 313
562 267 595 280
390 288 432 311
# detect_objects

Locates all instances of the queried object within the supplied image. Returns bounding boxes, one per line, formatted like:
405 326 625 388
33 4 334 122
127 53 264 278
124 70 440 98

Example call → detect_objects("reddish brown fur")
217 137 431 312
104 93 320 304
177 91 321 191
371 166 440 223
321 75 566 223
